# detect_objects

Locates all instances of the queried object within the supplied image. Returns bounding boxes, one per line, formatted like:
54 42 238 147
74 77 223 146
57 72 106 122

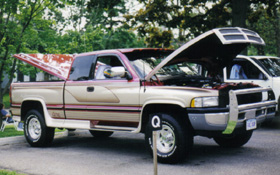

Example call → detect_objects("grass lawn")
0 125 23 138
3 93 10 109
0 170 25 175
0 125 65 138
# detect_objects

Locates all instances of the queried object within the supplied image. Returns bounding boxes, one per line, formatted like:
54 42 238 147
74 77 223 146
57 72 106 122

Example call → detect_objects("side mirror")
104 66 132 80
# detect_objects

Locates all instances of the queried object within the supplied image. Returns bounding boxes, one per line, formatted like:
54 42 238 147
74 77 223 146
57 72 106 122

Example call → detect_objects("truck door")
64 54 141 130
223 57 272 88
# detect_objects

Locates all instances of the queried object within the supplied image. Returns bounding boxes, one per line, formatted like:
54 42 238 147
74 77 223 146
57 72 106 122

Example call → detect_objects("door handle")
87 87 94 92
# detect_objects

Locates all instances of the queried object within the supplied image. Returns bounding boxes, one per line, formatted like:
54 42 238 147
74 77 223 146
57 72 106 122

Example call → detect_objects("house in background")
2 71 60 90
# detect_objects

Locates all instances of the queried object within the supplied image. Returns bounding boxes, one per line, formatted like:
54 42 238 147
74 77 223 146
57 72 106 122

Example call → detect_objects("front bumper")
188 87 277 134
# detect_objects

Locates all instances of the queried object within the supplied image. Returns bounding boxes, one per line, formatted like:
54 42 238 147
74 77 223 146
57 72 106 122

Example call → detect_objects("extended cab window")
68 55 95 81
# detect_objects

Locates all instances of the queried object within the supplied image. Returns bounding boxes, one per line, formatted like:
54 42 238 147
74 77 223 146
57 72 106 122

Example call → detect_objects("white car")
224 55 280 111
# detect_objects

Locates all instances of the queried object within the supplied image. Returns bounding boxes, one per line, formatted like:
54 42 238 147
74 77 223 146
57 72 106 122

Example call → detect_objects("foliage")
0 0 69 102
0 169 25 175
47 25 144 54
3 93 10 109
248 0 280 56
0 0 145 103
125 0 178 48
0 125 24 138
128 0 280 55
0 125 65 138
86 0 127 30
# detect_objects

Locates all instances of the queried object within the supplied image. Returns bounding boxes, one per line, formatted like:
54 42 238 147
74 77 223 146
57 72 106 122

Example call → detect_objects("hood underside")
145 27 265 81
13 53 74 80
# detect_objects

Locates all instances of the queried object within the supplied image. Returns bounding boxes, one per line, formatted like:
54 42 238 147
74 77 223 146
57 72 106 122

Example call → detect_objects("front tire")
24 110 55 147
145 113 193 164
214 130 253 148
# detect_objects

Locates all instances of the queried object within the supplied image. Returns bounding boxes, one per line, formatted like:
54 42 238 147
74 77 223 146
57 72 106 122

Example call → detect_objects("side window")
68 55 95 81
228 60 264 80
95 56 126 80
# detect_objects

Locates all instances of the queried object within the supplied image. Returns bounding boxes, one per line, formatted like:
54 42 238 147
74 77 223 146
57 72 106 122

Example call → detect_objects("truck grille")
218 83 274 107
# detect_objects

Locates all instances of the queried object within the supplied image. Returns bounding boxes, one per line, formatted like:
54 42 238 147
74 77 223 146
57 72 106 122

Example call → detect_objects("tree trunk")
232 0 249 27
232 0 249 54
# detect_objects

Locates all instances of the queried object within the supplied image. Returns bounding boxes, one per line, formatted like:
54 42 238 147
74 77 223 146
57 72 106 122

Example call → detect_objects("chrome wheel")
145 113 194 163
28 116 41 141
157 124 175 153
24 110 55 147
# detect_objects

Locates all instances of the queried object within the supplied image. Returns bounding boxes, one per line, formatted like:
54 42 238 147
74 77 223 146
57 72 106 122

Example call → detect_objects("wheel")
214 130 253 148
24 110 55 147
145 113 193 164
89 130 114 138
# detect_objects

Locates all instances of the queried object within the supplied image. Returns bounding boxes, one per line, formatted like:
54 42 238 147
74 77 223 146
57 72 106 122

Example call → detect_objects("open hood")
13 53 74 80
145 27 265 81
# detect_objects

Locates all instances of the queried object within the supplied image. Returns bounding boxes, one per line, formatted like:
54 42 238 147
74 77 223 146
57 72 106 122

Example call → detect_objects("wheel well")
141 104 191 133
21 101 44 121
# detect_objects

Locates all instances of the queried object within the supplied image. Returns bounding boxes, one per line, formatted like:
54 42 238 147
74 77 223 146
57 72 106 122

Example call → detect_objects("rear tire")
214 130 253 148
145 113 193 164
89 130 114 138
24 110 55 147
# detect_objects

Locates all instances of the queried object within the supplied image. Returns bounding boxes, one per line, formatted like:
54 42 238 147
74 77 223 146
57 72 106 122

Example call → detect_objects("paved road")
0 118 280 175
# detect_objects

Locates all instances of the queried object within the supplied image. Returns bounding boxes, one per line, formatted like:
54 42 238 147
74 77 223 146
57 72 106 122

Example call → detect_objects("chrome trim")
92 125 136 131
223 87 277 134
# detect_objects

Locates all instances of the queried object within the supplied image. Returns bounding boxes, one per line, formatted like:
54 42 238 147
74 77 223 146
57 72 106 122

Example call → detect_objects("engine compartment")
157 73 275 108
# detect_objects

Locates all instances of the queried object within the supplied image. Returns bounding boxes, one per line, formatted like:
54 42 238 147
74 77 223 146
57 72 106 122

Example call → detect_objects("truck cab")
224 55 280 111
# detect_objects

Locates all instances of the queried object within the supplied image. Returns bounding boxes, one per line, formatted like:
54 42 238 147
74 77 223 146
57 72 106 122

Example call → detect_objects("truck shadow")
48 130 259 165
51 131 147 157
260 115 280 129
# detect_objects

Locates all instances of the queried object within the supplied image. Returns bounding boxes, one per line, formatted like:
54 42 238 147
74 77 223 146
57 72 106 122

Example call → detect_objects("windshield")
130 57 203 79
258 58 280 77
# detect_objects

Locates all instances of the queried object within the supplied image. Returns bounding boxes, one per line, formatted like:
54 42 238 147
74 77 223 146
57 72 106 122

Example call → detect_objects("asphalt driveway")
0 117 280 175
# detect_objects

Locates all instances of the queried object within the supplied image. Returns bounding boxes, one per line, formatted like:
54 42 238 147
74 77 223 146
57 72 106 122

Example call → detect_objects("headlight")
191 96 219 107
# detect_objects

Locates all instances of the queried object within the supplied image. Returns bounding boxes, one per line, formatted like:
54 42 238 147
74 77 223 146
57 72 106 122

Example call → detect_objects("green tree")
86 0 127 30
128 0 280 55
248 0 280 56
125 0 178 48
56 25 145 53
0 0 68 102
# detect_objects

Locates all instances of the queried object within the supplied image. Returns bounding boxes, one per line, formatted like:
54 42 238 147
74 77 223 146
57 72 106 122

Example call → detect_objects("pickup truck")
11 27 277 163
223 55 280 112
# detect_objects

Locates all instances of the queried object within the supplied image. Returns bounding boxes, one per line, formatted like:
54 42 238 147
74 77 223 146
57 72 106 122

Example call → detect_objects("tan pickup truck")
11 27 276 163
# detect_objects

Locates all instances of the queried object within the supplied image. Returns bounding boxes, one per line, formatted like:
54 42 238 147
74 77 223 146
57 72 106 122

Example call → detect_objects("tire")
214 130 253 148
145 113 193 164
24 110 55 147
89 130 114 138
